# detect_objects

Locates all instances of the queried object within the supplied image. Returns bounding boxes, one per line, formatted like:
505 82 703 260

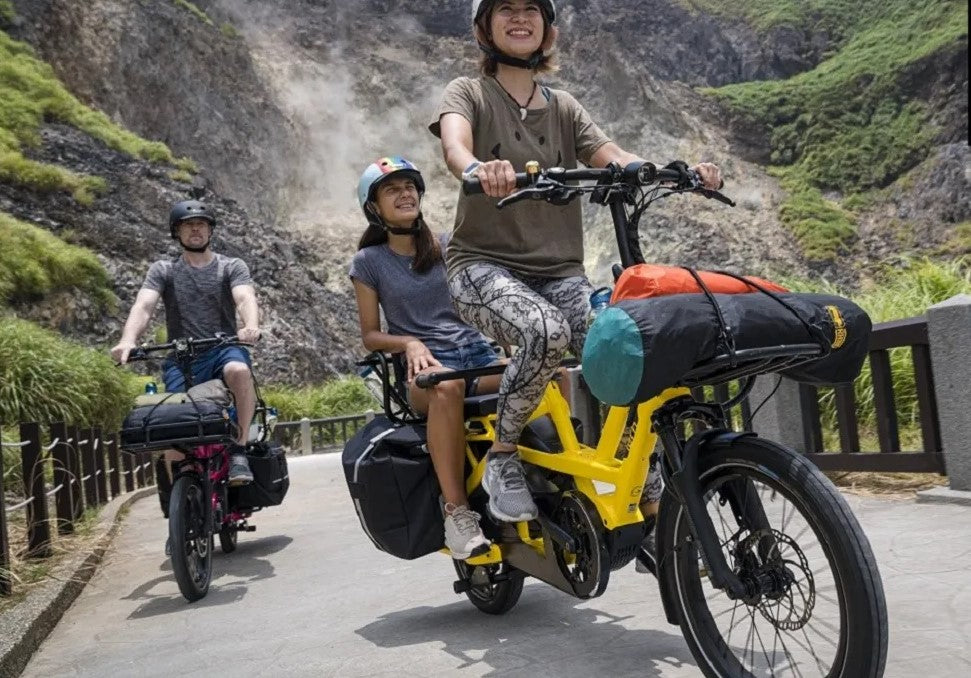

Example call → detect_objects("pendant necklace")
494 78 538 121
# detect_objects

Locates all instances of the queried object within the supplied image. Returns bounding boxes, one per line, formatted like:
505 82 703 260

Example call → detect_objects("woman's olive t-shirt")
430 76 611 279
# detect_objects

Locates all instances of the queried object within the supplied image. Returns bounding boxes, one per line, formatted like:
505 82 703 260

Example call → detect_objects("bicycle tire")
169 475 213 602
658 436 888 678
453 560 524 615
219 524 238 554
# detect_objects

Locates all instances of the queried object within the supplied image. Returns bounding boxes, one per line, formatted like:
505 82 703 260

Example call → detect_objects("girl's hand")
692 162 723 191
404 339 441 380
476 159 518 198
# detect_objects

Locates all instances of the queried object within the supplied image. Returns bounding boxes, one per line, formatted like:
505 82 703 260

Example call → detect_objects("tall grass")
695 0 967 261
0 30 195 200
787 258 971 446
0 316 139 429
0 212 115 307
262 377 378 421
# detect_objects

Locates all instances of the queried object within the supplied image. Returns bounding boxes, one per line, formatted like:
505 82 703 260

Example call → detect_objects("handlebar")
462 161 735 208
127 333 243 363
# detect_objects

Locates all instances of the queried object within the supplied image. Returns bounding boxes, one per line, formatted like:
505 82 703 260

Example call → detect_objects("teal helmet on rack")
357 156 426 221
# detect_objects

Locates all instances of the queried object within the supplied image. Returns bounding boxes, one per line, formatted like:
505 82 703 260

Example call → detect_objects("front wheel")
169 475 213 602
453 560 524 615
659 436 888 678
219 523 238 553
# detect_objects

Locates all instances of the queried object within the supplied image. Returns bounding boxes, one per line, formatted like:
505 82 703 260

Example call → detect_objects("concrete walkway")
20 454 971 677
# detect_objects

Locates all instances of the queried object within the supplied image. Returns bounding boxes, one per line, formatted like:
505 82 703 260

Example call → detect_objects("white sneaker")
444 505 490 559
481 451 539 522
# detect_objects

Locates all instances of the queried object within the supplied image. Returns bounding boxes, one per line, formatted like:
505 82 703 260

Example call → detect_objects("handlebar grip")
462 174 533 196
414 373 436 389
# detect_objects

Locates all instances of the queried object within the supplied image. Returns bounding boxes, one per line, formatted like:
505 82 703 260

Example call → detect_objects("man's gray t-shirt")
349 238 486 354
142 254 252 340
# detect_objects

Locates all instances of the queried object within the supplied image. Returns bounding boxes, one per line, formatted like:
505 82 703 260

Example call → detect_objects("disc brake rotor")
736 528 815 631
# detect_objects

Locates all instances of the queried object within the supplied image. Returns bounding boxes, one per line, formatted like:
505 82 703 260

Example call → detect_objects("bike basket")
341 416 443 560
231 441 290 509
120 397 236 452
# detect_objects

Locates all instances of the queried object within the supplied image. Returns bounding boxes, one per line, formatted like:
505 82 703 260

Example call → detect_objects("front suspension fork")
654 399 766 600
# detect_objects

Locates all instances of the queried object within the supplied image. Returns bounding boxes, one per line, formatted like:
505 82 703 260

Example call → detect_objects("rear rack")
678 343 824 388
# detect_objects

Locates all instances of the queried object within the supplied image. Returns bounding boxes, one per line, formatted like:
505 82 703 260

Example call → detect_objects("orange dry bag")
610 264 788 303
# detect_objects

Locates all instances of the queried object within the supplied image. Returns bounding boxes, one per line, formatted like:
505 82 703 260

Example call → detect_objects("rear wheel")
453 560 524 615
660 437 887 677
169 475 213 602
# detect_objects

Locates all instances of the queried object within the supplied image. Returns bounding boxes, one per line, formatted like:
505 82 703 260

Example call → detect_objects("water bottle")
588 287 612 327
144 381 158 395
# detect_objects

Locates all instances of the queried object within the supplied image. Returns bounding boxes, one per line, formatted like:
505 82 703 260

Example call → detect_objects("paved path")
21 454 971 677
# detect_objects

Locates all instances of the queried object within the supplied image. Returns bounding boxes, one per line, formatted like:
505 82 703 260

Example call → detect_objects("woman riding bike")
429 0 722 524
349 156 503 559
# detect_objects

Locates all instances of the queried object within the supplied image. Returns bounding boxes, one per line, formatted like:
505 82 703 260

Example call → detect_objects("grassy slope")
0 29 193 203
685 0 968 261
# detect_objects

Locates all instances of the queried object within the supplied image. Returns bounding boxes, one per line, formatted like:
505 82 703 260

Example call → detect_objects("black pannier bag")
342 416 443 560
120 397 235 450
232 441 290 509
582 292 871 406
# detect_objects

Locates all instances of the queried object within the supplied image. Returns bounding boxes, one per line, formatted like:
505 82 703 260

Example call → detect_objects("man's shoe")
481 451 539 522
165 536 172 556
228 452 254 486
444 505 490 559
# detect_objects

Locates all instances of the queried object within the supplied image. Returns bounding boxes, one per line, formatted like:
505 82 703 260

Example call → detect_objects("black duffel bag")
342 416 443 560
582 291 871 406
120 397 235 450
231 441 290 509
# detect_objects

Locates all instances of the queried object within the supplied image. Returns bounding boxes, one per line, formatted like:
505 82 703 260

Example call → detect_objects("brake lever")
697 188 736 207
497 185 550 209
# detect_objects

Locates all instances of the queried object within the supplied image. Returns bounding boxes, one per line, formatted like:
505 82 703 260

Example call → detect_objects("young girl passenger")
349 156 503 559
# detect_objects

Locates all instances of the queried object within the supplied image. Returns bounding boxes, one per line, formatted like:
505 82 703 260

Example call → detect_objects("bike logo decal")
825 305 847 349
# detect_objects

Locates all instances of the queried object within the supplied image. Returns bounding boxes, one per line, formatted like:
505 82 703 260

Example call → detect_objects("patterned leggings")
450 261 663 504
449 262 591 445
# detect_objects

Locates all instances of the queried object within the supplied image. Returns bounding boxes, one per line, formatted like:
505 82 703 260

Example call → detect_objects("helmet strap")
477 42 544 70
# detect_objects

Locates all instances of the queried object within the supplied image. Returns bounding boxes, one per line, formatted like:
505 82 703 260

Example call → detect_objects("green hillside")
688 0 968 261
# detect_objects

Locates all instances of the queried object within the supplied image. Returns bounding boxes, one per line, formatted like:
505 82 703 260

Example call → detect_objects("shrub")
0 212 115 307
262 378 378 422
0 316 139 429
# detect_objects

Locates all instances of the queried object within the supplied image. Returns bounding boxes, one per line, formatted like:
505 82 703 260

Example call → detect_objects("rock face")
2 0 967 383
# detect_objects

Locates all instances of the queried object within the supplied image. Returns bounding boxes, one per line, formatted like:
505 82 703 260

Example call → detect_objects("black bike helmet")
472 0 557 70
168 200 216 239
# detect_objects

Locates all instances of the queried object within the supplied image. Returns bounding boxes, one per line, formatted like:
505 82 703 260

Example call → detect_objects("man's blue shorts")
162 345 251 393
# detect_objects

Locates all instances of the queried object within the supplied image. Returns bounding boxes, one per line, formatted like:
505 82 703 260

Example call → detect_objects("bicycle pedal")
240 525 256 532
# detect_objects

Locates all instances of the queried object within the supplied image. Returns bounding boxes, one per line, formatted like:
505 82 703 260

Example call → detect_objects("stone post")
748 375 808 453
926 294 971 492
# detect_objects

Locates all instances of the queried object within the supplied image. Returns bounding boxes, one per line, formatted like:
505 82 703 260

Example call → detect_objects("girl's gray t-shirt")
349 237 487 353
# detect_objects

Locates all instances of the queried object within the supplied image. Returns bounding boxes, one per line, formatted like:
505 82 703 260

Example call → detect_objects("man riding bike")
111 199 262 515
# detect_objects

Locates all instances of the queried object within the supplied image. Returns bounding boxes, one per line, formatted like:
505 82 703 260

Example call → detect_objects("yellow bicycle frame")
462 381 690 565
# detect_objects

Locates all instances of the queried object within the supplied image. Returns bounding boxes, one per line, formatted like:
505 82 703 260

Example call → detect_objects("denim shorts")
163 345 251 393
431 340 500 396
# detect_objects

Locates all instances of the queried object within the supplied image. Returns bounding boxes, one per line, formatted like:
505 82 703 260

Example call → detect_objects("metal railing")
271 412 375 455
1 422 156 596
798 316 946 473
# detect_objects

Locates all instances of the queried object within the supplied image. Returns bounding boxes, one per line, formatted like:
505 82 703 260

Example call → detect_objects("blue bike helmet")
357 157 426 216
